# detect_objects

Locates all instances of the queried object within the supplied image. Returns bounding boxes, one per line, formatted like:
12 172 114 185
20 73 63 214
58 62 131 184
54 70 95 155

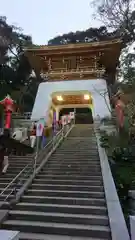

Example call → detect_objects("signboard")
36 118 45 137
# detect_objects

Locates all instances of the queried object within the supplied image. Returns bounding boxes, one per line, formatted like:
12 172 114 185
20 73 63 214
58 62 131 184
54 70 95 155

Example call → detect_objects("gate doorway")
59 108 93 124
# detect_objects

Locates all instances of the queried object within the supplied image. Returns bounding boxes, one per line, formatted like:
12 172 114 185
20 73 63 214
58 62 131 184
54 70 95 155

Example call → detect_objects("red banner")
115 100 125 127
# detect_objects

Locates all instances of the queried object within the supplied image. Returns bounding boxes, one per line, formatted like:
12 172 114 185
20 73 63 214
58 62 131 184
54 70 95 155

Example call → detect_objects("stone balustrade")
0 230 19 240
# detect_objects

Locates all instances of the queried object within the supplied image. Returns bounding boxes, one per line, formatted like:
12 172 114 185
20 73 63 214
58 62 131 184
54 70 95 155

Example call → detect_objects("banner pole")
34 136 39 174
34 117 44 173
74 108 76 125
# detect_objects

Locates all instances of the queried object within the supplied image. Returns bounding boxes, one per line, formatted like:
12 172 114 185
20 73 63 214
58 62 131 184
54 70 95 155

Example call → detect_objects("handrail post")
62 126 64 139
33 136 40 174
52 135 55 150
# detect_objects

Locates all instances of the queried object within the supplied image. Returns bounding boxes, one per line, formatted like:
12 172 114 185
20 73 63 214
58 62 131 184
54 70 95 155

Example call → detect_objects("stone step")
25 189 105 198
3 169 32 175
1 125 110 239
0 178 15 182
51 156 99 160
44 163 101 168
7 167 33 172
52 150 98 153
42 170 101 175
49 158 100 162
54 148 98 151
45 160 100 165
50 157 99 162
14 202 107 215
0 188 20 195
19 232 109 240
9 210 109 226
9 160 32 164
61 140 96 142
54 152 98 155
62 144 97 147
22 195 105 206
68 134 95 136
47 160 100 164
7 164 30 168
59 142 97 145
36 174 103 180
5 166 32 171
30 183 104 192
8 161 31 165
9 157 32 160
2 220 111 238
0 194 14 201
58 147 98 150
60 145 97 148
33 179 103 186
9 160 32 163
66 137 96 140
51 157 99 160
50 160 100 164
0 175 17 181
0 173 21 178
0 181 26 188
7 164 32 169
47 158 99 162
41 166 101 172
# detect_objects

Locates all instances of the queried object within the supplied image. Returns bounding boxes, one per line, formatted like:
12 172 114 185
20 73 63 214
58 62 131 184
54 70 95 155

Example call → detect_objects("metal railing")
0 161 33 202
12 112 32 119
0 122 73 204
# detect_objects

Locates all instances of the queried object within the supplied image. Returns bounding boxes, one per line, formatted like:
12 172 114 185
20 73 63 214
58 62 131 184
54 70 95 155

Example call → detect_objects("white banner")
36 118 45 136
67 115 71 123
70 112 75 119
61 115 67 126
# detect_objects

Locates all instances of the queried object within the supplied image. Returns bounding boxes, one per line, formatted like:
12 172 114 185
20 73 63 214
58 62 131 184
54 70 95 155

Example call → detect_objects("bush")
99 130 135 222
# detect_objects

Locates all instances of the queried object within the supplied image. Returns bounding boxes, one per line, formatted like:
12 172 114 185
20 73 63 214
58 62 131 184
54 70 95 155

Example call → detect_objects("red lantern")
0 95 15 129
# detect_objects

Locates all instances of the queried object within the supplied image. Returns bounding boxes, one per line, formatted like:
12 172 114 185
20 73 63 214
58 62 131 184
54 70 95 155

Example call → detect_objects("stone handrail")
95 128 130 240
130 216 135 240
0 230 19 240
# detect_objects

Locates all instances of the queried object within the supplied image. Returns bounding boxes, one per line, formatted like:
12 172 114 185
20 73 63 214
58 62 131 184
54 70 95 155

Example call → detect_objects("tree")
0 16 38 112
92 0 135 45
91 0 135 129
0 16 11 64
0 16 32 62
48 26 117 45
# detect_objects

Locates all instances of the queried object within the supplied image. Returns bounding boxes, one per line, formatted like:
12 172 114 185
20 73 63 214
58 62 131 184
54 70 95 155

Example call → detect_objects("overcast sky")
0 0 101 44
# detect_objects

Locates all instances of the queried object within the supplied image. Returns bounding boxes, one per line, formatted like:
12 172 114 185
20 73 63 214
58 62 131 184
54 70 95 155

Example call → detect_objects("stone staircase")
0 154 33 202
1 125 111 239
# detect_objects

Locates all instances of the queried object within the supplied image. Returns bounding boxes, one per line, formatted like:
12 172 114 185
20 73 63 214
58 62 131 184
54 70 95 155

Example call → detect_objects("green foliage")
92 0 135 46
0 16 38 111
122 52 135 86
100 135 110 148
48 26 117 45
100 130 135 218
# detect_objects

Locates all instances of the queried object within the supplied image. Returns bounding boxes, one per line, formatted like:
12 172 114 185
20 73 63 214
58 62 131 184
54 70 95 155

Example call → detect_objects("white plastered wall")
31 79 111 121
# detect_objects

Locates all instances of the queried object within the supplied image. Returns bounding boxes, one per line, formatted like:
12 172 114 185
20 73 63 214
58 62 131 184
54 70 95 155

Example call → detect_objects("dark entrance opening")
59 108 93 124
